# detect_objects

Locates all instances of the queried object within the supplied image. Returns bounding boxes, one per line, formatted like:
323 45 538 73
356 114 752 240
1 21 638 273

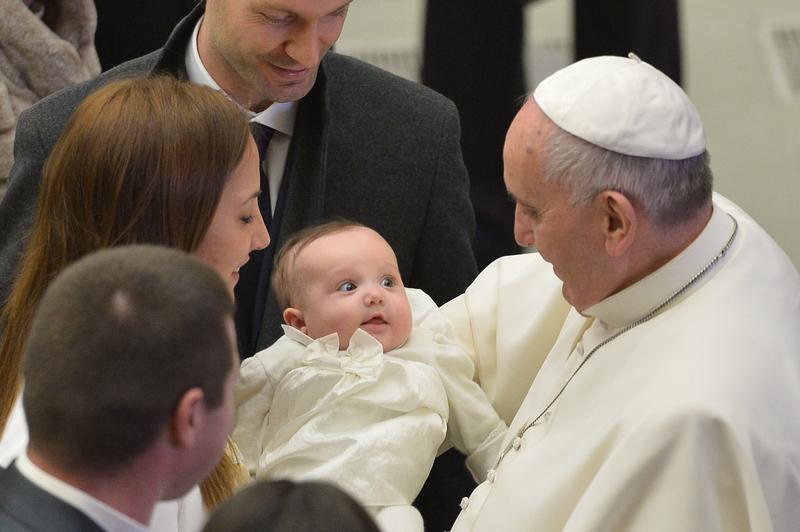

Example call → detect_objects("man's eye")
241 215 255 224
337 282 356 292
380 277 395 288
262 13 293 26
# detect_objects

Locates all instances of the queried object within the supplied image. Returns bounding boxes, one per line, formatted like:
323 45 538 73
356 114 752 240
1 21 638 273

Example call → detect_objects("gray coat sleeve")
408 97 477 305
0 106 49 305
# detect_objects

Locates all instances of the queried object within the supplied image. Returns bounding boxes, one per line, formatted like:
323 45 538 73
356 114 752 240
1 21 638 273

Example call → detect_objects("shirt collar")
16 453 148 532
584 202 735 327
184 16 296 136
281 324 384 354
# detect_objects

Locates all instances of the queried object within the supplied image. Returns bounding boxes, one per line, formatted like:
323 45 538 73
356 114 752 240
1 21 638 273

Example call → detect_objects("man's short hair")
272 219 367 311
23 245 236 474
202 479 380 532
543 124 714 228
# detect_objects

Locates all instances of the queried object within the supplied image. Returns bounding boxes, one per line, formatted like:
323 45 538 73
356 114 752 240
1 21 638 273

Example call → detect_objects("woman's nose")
252 211 270 251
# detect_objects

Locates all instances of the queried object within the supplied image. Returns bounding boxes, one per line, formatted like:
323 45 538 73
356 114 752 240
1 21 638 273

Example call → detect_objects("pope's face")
504 100 608 312
199 0 351 112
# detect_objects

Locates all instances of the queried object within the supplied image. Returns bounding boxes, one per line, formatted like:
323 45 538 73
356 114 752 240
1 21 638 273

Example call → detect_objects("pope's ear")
283 307 307 333
596 190 637 257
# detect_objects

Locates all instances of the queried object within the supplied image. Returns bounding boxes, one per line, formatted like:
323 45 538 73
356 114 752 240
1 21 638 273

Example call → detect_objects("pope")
444 54 800 532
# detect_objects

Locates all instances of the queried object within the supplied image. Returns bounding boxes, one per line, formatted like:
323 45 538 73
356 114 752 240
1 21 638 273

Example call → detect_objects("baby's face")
292 227 412 351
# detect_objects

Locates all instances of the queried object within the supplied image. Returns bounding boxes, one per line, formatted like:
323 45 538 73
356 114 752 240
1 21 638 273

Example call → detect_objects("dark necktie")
251 123 275 224
235 123 276 357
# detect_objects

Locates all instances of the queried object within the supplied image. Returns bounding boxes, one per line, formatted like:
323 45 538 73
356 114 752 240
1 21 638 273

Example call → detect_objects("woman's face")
195 138 270 293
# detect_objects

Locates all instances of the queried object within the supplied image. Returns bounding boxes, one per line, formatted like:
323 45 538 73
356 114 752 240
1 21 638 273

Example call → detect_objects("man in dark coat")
0 246 238 531
0 0 477 356
0 0 479 526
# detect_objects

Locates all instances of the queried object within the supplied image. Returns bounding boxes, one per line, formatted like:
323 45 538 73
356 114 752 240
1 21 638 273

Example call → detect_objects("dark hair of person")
202 479 381 532
23 245 235 474
272 219 368 311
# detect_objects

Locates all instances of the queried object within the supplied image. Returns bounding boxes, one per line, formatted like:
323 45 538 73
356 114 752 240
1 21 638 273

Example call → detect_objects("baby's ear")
283 307 307 333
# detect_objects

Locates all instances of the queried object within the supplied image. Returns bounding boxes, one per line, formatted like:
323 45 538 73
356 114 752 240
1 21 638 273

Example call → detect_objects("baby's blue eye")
381 277 395 288
338 281 356 292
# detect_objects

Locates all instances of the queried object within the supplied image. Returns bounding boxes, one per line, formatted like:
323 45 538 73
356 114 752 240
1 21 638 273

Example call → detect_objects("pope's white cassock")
443 194 800 532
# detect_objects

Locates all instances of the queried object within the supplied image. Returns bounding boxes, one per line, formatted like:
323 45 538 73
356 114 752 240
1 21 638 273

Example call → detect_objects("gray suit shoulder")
322 52 459 120
0 465 105 532
19 51 161 145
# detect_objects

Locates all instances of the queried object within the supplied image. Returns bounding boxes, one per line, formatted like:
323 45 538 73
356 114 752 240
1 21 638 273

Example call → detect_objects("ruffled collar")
282 325 384 376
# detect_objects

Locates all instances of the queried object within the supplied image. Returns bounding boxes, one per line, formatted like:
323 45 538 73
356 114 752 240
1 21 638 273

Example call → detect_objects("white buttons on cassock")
460 497 470 510
512 437 522 450
487 469 496 483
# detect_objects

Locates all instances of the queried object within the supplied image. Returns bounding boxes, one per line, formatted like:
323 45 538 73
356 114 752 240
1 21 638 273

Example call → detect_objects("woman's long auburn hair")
0 76 251 508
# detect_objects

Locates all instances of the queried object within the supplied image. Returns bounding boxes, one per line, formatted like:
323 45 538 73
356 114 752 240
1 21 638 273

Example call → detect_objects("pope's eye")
524 206 540 220
338 282 356 292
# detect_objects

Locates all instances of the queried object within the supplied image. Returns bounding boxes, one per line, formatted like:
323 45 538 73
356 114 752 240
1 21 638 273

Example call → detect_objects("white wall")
683 0 800 267
339 0 800 267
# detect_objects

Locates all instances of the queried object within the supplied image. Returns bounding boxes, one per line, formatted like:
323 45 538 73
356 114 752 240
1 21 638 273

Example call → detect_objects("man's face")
202 318 239 466
199 0 351 112
167 318 240 499
504 100 608 312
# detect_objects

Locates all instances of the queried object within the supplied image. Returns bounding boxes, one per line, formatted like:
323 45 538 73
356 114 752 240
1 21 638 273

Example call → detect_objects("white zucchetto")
533 53 706 160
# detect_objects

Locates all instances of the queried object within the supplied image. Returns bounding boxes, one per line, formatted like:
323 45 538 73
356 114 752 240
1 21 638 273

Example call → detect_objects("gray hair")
542 124 713 228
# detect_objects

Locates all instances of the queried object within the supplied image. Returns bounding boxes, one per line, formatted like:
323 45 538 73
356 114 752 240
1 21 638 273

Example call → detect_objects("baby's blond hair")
272 219 368 311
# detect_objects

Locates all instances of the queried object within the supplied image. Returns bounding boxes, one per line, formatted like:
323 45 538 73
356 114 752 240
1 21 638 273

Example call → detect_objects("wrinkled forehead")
209 0 352 16
504 101 556 189
505 100 555 158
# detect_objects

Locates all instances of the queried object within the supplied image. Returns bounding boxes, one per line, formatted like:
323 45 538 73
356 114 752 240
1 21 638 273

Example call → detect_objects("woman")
0 76 269 529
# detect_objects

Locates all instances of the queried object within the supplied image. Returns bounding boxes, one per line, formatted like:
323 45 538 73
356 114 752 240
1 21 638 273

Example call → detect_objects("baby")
233 221 506 530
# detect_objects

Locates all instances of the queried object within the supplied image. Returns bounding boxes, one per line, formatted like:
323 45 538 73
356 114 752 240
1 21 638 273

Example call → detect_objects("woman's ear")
170 388 205 449
283 307 307 334
596 190 638 257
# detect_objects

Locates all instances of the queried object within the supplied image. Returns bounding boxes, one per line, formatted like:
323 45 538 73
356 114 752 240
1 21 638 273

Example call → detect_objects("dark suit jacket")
0 463 105 532
0 1 477 355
